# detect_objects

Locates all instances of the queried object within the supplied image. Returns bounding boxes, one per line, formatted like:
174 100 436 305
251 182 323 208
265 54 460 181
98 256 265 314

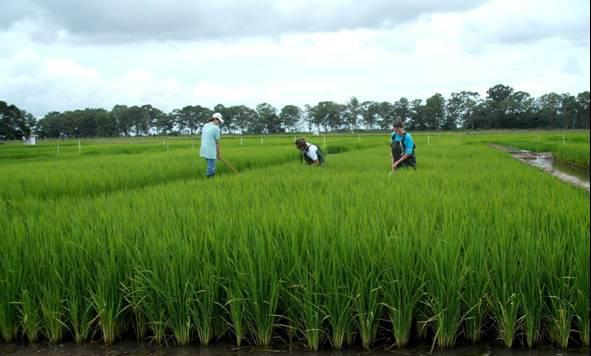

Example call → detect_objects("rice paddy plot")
0 133 588 350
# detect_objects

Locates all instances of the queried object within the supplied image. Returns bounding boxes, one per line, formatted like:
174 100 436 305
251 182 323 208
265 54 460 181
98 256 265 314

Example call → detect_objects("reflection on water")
0 342 588 356
509 150 590 192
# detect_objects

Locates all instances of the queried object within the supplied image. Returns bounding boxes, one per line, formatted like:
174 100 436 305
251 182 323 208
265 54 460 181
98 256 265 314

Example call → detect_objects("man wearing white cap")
200 112 224 177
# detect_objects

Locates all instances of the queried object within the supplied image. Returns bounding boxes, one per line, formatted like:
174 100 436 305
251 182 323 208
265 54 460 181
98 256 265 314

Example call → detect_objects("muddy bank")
490 144 590 192
0 341 588 356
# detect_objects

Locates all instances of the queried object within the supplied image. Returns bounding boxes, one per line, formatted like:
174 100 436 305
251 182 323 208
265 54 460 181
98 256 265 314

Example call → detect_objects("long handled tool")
219 157 240 175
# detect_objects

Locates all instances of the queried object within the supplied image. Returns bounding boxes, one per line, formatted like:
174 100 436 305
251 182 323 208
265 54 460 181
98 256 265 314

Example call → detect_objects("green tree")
0 101 34 139
174 105 210 135
309 101 346 132
279 105 302 133
560 94 577 130
444 91 482 130
506 91 535 129
408 99 425 130
393 98 411 123
95 110 117 137
575 91 590 129
256 103 281 133
360 101 380 130
153 111 174 135
377 101 396 130
224 105 255 134
344 97 362 131
458 92 481 129
536 93 562 128
36 111 63 138
486 84 514 129
424 93 445 130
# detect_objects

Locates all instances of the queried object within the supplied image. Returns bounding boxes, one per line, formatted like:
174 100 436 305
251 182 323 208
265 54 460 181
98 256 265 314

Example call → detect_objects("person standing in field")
295 138 325 166
391 118 416 171
200 112 224 177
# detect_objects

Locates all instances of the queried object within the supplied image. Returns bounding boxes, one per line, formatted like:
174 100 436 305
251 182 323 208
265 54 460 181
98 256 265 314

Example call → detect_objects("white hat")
212 112 224 124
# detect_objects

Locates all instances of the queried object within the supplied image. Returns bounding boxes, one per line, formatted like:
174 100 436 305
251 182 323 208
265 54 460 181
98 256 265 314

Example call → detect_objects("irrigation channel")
491 145 590 192
0 341 588 356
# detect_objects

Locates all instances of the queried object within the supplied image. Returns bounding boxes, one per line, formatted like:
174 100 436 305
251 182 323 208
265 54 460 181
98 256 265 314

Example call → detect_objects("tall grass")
0 134 588 350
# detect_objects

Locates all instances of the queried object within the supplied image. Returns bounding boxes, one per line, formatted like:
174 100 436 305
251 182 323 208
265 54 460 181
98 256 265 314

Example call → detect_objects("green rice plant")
422 233 469 349
56 227 97 344
17 289 41 343
352 232 383 350
488 232 523 348
189 234 222 346
237 230 281 346
39 272 65 343
518 235 545 348
545 240 577 348
220 247 248 346
323 238 355 350
461 223 489 344
381 227 426 347
0 133 589 350
282 227 329 351
573 224 590 346
88 236 129 344
0 219 22 342
125 267 168 344
162 259 194 345
121 269 150 341
554 143 590 168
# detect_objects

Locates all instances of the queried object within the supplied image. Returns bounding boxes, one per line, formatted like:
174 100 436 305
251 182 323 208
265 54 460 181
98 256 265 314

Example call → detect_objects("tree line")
1 84 589 140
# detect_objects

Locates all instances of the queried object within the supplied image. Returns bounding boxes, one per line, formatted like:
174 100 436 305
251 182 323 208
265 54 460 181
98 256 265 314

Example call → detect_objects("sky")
0 0 589 118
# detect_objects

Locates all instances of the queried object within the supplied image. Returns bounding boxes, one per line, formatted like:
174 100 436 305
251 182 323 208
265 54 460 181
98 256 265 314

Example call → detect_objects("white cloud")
0 0 589 117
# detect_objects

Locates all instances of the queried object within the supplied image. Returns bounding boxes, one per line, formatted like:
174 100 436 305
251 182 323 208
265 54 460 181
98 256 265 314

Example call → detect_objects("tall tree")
486 84 514 129
95 110 117 137
424 93 445 130
344 97 362 131
575 91 590 129
309 101 346 132
0 101 33 139
360 101 380 130
445 93 463 130
256 103 281 133
175 105 210 135
536 93 562 128
36 111 63 138
377 101 396 130
279 105 302 133
393 98 411 123
506 91 535 129
560 94 577 130
408 99 425 130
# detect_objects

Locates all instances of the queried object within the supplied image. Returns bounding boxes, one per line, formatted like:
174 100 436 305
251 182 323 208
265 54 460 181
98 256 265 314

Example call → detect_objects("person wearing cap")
200 112 224 177
391 118 416 171
295 138 325 166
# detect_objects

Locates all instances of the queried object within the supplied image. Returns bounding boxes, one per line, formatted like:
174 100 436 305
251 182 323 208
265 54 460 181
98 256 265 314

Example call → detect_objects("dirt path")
490 144 590 193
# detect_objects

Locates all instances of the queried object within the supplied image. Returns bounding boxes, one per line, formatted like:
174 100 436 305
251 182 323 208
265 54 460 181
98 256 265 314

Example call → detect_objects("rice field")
0 132 589 350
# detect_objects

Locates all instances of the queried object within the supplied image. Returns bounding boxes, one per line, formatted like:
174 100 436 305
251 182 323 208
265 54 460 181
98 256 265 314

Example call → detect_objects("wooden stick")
219 157 240 175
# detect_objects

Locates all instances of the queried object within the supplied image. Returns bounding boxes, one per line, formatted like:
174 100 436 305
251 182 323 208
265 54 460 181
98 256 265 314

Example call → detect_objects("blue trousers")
205 158 217 177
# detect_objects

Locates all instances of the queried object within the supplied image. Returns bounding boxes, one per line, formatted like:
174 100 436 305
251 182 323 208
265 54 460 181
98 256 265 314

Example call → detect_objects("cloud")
2 0 486 43
0 0 589 117
459 0 589 48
